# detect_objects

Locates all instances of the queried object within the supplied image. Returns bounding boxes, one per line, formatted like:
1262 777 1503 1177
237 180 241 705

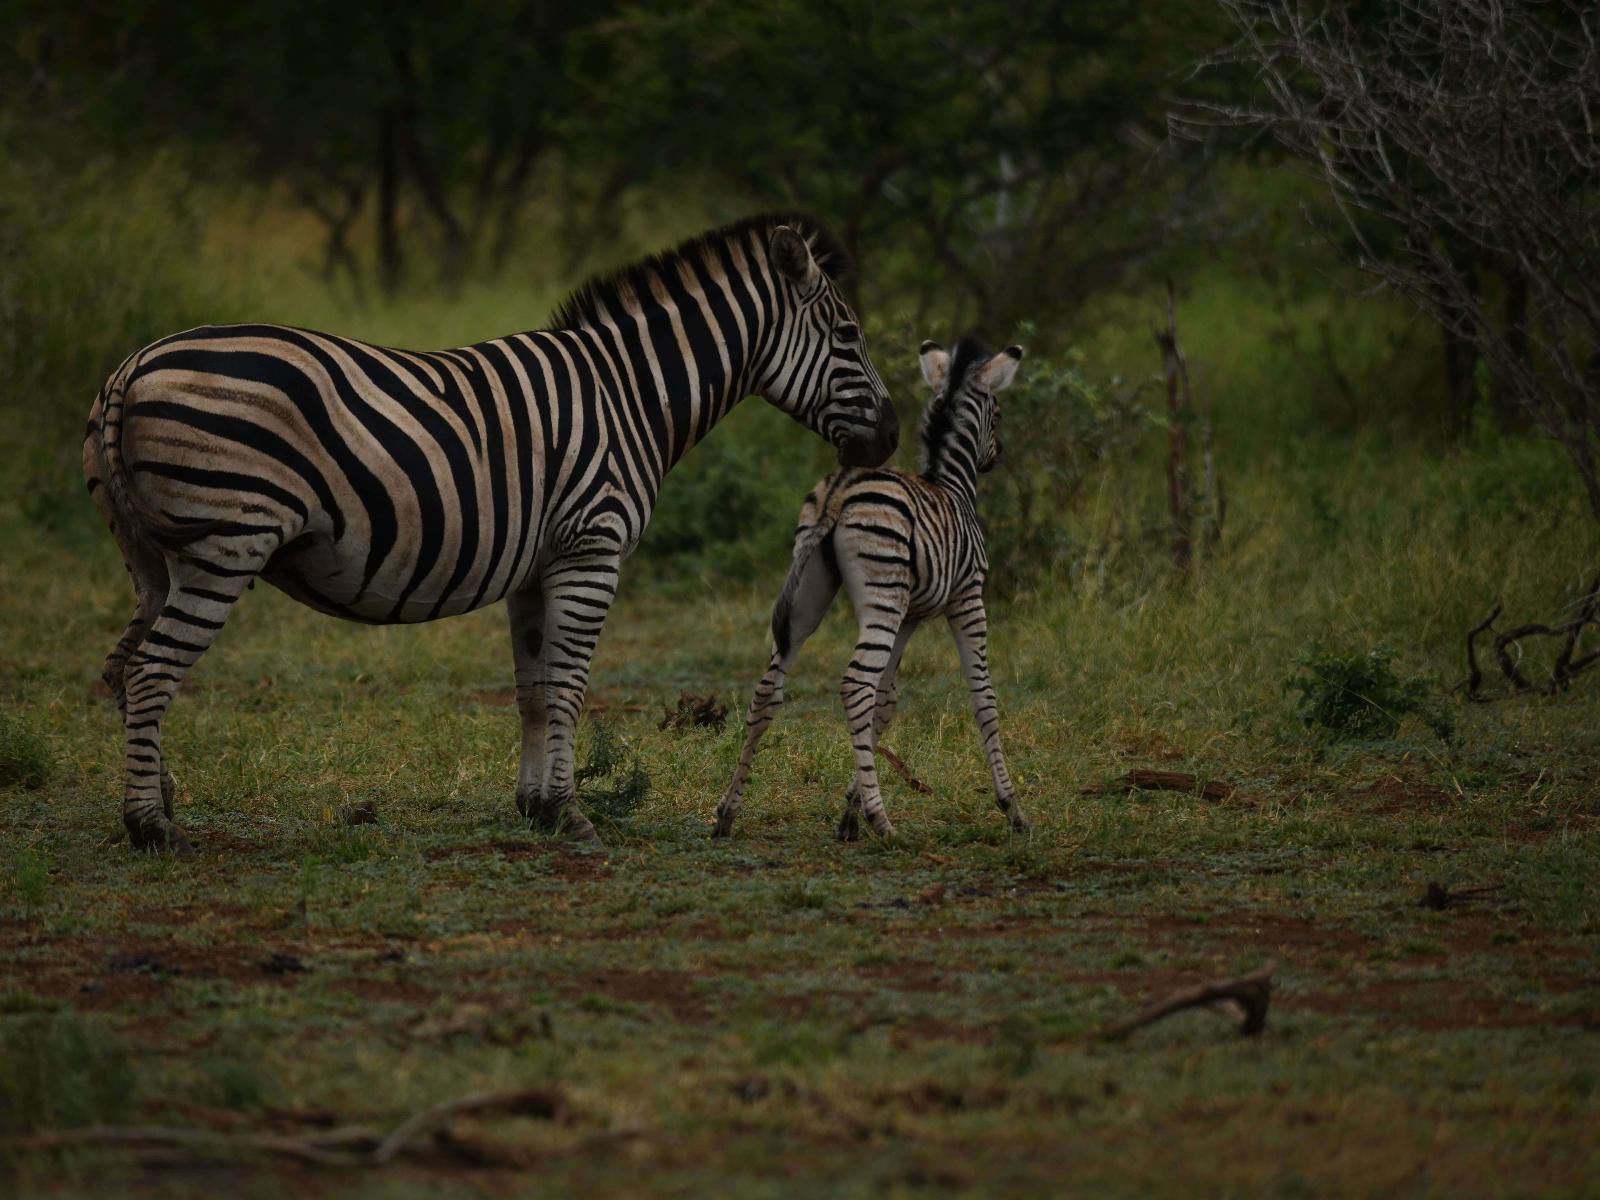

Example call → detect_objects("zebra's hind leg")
714 539 839 839
506 587 549 826
88 476 177 818
837 620 916 841
532 551 621 847
946 590 1028 834
119 559 254 853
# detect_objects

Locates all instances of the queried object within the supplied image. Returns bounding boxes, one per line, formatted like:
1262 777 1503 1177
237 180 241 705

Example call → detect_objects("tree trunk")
1495 269 1531 432
378 104 403 296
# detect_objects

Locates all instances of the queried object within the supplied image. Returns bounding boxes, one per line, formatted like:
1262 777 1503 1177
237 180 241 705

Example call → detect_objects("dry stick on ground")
0 1087 633 1170
1081 769 1234 802
878 745 934 795
1099 961 1276 1041
1418 881 1505 911
1466 573 1600 699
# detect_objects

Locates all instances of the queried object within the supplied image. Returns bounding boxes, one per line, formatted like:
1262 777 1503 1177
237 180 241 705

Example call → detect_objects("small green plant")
0 711 51 790
575 719 651 821
4 849 51 910
1285 645 1454 743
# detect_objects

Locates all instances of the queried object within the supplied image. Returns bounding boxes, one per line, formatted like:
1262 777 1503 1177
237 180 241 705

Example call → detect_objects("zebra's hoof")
836 809 862 842
127 816 195 858
710 817 734 839
1009 814 1033 835
556 806 603 849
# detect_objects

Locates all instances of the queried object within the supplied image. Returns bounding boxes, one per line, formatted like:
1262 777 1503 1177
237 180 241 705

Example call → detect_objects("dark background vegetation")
1 4 1597 1193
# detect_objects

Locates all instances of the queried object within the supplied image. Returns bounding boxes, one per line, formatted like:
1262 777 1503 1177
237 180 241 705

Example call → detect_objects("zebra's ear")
919 341 949 392
770 226 820 289
980 345 1024 391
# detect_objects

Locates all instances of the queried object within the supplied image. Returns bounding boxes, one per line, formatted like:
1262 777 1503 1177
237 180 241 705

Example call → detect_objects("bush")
0 711 50 790
1285 645 1454 743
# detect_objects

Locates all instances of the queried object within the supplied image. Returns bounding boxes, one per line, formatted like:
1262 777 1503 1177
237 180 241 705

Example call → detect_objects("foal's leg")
839 618 917 840
714 541 841 838
837 562 910 840
946 589 1028 833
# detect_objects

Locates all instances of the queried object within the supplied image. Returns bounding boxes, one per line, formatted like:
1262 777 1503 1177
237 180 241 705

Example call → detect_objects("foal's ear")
980 345 1024 391
769 226 820 289
918 340 950 392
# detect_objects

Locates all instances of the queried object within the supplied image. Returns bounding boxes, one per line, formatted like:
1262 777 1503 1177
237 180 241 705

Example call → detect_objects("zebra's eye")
835 324 860 344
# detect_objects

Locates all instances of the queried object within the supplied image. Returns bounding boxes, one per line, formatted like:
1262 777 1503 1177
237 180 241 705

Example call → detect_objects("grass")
1 156 1597 1196
1 441 1597 1194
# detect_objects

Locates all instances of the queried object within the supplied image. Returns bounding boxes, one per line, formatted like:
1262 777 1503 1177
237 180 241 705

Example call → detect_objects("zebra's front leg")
535 552 620 847
947 592 1028 833
506 587 549 826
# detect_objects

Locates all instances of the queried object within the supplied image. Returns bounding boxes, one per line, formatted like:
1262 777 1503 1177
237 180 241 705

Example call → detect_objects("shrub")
1285 646 1454 743
0 711 50 790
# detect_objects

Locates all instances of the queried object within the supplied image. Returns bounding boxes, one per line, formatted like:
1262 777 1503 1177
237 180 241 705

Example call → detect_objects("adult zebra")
83 213 897 853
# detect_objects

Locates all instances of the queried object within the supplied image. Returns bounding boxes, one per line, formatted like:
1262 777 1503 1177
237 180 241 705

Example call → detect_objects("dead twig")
878 745 934 795
658 691 728 733
1463 604 1501 700
1462 574 1600 699
1099 961 1276 1041
2 1086 584 1170
1082 769 1234 802
1418 881 1505 911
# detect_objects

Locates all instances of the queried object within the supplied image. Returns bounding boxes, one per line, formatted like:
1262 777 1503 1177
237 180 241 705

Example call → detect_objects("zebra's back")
89 322 624 624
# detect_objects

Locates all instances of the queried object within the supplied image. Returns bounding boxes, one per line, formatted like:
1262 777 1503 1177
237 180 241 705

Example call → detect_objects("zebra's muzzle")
837 397 899 468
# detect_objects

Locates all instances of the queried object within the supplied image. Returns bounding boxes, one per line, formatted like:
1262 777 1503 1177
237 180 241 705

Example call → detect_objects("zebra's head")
918 338 1024 476
758 224 898 468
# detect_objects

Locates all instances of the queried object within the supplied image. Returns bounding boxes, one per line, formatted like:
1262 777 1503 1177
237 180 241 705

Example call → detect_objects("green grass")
2 439 1597 1194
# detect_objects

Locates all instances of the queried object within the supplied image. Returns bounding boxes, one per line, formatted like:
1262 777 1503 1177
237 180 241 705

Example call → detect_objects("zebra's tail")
770 508 839 659
97 353 224 550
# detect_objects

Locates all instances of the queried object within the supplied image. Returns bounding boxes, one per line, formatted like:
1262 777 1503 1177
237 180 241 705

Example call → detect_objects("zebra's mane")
550 212 852 331
920 336 989 474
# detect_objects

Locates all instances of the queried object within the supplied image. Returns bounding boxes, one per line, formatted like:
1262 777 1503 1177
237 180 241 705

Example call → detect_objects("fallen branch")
1463 605 1501 700
878 745 933 795
1417 881 1505 911
1464 573 1600 699
1099 961 1276 1041
2 1086 594 1170
1081 769 1234 802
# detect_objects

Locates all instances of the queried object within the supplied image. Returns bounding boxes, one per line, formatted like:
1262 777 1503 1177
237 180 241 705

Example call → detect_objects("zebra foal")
714 336 1028 840
83 213 897 853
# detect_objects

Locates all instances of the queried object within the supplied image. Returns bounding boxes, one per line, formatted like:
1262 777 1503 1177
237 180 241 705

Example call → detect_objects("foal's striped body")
714 338 1028 839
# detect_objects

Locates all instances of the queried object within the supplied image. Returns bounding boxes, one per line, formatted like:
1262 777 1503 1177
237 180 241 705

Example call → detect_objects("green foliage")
575 719 651 822
3 848 50 910
979 332 1160 595
0 1013 137 1134
1286 646 1454 743
0 711 50 790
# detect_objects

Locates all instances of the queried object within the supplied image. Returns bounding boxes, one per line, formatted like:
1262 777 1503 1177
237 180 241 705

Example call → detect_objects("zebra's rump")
799 467 984 619
98 322 623 623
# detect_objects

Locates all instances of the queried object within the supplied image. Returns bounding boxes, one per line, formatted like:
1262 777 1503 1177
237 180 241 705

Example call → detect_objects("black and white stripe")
83 213 898 851
713 336 1027 840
